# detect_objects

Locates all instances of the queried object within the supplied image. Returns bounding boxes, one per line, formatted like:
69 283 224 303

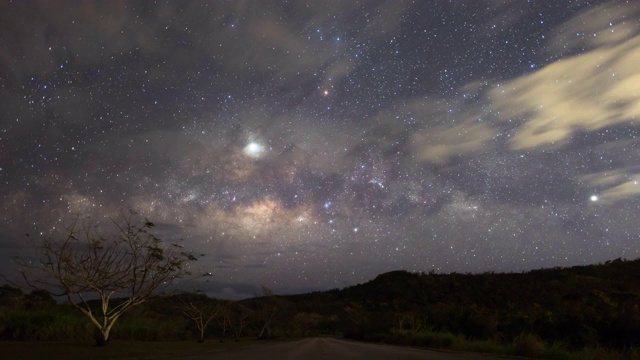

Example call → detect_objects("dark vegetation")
1 258 639 359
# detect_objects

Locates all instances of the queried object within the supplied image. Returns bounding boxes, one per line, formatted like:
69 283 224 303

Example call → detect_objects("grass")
0 338 261 360
377 330 640 360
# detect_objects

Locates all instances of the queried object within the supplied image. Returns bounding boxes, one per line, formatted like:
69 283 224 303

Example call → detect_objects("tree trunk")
95 328 110 346
198 326 205 343
258 322 268 339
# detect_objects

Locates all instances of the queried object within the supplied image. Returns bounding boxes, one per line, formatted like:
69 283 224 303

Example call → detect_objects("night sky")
1 0 640 299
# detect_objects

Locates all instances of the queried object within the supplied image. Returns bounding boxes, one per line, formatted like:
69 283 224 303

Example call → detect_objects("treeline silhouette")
1 258 639 359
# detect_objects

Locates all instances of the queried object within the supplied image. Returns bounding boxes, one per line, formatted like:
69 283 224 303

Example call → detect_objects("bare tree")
16 212 196 345
230 304 251 341
256 285 281 339
177 293 219 342
215 300 232 338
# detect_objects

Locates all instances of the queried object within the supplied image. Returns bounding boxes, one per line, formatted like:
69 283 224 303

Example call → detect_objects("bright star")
243 142 264 158
590 195 598 202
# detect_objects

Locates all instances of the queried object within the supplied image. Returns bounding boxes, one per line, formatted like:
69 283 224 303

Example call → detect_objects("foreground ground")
0 337 522 360
0 339 253 360
172 338 519 360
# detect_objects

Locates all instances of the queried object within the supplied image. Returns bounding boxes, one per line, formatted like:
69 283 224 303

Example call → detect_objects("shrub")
512 333 547 357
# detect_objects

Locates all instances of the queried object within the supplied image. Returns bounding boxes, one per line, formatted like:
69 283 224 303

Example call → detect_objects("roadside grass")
0 338 261 360
378 330 639 360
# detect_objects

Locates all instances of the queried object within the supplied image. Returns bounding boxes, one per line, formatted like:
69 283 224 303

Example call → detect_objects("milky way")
1 0 639 299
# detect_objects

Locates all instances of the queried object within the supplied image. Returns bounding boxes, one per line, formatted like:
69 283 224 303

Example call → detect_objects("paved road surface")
173 337 516 360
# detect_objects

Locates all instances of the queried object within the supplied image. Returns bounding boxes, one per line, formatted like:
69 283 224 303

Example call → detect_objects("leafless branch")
14 211 196 345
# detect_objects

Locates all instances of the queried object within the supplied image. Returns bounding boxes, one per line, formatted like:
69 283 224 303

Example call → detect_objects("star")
243 142 264 158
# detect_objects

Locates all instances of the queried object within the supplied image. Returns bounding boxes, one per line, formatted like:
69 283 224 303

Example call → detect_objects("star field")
1 0 640 298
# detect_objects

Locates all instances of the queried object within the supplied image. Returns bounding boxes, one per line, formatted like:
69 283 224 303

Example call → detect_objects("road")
172 337 516 360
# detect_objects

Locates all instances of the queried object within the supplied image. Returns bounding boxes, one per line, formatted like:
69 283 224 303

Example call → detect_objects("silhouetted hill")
281 258 640 350
337 258 640 307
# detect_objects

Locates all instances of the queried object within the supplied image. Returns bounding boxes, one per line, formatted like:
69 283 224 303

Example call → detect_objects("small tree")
215 300 232 338
230 304 251 341
177 293 219 342
256 286 282 339
16 212 196 345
